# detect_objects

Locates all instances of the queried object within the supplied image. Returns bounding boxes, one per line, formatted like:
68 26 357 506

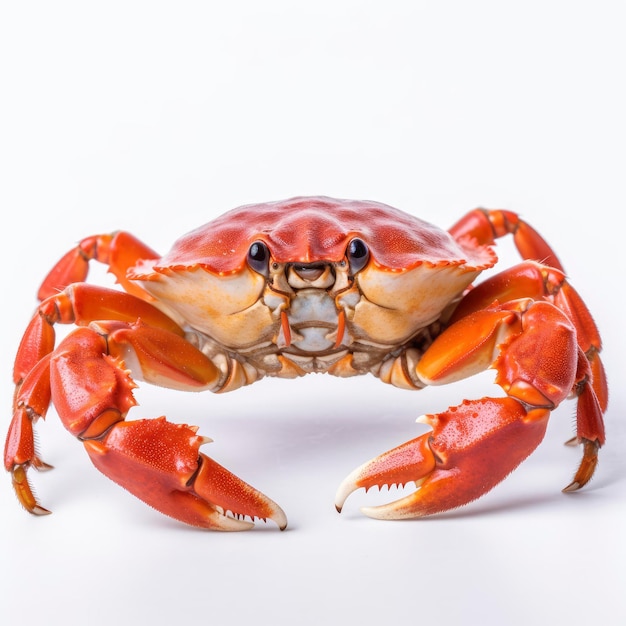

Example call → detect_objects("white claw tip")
273 507 289 531
334 467 363 513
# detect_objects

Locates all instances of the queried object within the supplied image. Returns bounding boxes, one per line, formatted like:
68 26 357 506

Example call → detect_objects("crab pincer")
335 398 550 519
84 418 287 530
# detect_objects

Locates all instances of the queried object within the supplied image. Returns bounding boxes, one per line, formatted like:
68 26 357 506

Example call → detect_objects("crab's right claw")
335 398 550 520
85 418 287 531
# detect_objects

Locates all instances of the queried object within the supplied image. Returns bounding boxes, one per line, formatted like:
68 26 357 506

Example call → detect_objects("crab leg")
7 323 287 530
5 355 54 514
448 209 607 412
9 284 189 489
449 261 608 413
13 284 185 388
448 208 565 272
336 298 605 519
37 231 159 301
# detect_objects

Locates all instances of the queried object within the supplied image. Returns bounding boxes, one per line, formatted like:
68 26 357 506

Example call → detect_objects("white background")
1 2 624 625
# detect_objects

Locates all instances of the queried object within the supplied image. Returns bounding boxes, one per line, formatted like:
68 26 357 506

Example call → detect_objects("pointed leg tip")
563 438 600 494
33 460 55 472
562 481 582 493
31 505 52 516
11 465 52 516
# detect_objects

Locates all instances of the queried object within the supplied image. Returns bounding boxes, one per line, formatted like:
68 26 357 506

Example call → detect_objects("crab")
5 197 607 530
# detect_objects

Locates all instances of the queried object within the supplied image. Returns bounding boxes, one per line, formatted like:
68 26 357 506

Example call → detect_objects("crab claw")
335 398 549 519
84 418 287 531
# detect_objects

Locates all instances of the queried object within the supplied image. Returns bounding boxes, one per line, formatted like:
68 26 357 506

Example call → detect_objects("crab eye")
247 241 270 275
347 238 370 274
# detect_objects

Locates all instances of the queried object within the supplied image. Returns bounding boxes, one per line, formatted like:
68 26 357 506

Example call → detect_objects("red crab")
5 197 607 530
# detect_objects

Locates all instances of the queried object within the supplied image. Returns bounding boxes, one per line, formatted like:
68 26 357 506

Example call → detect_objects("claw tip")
270 506 288 531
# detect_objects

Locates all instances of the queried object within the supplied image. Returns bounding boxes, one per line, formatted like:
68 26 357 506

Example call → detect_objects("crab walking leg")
8 284 191 500
448 211 608 424
448 208 565 272
13 284 185 390
37 231 160 301
450 261 608 413
7 324 287 530
5 355 54 514
336 299 605 519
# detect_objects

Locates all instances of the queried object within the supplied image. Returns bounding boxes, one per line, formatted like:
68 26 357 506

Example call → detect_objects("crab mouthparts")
286 262 337 290
290 263 329 282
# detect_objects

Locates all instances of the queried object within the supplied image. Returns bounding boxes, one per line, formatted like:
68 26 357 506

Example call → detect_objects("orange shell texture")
135 197 495 276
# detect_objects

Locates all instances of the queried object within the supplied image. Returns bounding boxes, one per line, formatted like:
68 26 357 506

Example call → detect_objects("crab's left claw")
335 398 550 519
85 419 288 531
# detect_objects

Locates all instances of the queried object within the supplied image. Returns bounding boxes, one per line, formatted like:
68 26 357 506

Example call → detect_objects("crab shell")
129 197 496 365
